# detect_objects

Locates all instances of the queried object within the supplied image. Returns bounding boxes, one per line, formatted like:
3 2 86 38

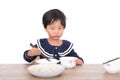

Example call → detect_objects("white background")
0 0 120 64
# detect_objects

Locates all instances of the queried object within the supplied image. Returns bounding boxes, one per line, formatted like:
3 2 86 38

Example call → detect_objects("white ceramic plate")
36 58 59 64
27 64 65 78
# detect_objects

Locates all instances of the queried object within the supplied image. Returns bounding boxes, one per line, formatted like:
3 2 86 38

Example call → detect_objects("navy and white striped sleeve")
23 50 37 62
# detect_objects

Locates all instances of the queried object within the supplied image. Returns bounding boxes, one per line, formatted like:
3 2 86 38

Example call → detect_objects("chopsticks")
30 43 50 61
103 57 120 64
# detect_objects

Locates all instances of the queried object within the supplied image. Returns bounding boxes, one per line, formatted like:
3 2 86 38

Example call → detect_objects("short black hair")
42 9 66 28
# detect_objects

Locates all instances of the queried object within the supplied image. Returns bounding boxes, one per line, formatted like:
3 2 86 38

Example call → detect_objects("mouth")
54 36 60 38
53 35 60 38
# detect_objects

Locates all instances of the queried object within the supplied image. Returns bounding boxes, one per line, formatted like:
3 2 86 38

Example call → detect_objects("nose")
54 29 59 34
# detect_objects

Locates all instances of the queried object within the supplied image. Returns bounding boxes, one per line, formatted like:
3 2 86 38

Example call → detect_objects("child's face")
45 20 64 40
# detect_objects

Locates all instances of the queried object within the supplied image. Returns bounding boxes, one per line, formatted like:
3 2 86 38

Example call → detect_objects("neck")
48 38 62 46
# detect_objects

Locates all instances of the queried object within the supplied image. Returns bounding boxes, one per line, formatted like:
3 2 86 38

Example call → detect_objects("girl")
23 9 84 65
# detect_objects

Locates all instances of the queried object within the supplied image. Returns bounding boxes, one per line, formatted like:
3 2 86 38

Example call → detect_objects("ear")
44 28 47 32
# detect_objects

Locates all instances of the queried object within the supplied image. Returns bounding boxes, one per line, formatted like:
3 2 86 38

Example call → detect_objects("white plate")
36 58 59 64
27 64 65 78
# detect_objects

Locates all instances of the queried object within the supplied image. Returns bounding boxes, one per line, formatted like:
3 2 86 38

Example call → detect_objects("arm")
23 44 41 62
66 49 84 65
23 50 37 62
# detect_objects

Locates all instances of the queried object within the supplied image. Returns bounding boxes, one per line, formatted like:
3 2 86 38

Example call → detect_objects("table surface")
0 64 120 80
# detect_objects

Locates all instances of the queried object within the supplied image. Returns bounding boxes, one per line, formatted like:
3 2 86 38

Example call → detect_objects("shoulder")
62 40 73 45
62 40 73 49
37 38 47 43
37 38 48 47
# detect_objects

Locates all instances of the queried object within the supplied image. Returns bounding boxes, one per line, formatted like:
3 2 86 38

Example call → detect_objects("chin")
52 37 60 40
53 38 60 40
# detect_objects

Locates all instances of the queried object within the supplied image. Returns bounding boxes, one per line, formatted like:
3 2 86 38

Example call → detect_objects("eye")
58 28 62 30
50 28 54 30
49 27 54 30
58 27 63 30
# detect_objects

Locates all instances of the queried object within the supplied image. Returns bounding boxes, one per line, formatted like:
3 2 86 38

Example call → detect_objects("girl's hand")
75 59 84 65
27 48 41 57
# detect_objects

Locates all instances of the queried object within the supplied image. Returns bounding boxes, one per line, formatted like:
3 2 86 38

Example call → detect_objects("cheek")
46 29 52 34
60 30 64 35
47 31 53 36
